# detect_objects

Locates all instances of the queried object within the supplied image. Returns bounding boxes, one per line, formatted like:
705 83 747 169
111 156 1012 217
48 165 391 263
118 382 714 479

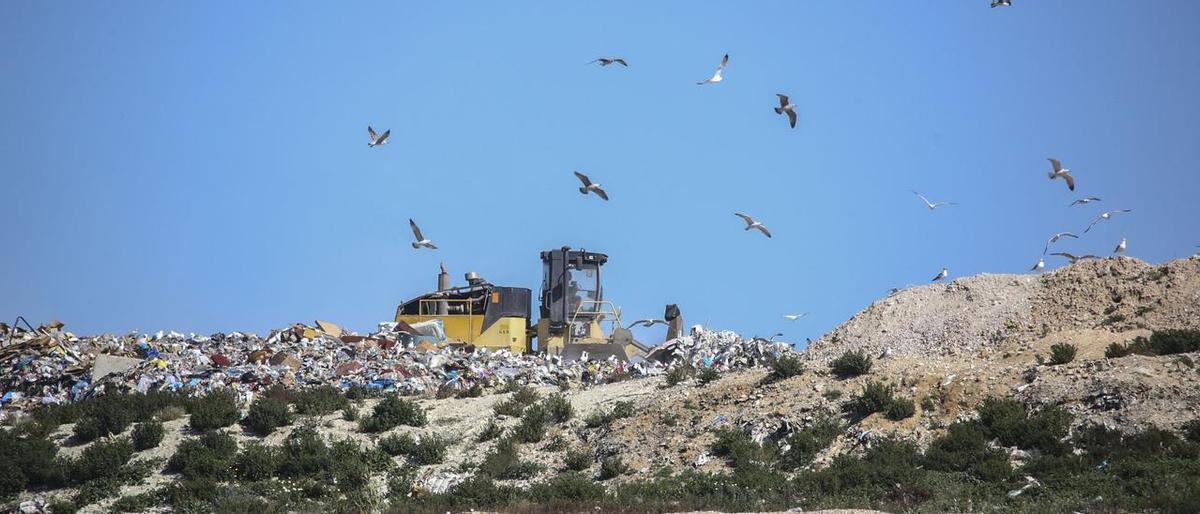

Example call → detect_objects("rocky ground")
11 255 1200 513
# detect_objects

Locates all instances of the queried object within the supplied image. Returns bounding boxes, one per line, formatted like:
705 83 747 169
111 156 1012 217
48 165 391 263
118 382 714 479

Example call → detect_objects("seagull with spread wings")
628 319 668 328
697 53 729 85
783 313 809 321
912 191 957 211
1085 209 1132 233
573 171 609 201
588 57 628 67
368 126 390 147
734 212 772 238
1069 197 1102 207
991 0 1011 7
1043 232 1079 254
774 94 798 128
1051 252 1099 264
1046 158 1075 191
409 219 437 250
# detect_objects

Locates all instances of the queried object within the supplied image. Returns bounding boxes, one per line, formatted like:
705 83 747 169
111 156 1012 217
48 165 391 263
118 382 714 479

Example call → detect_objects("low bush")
233 441 279 481
244 397 293 436
584 400 636 429
542 393 574 424
779 417 843 470
665 365 693 386
886 397 916 421
70 437 134 483
1183 419 1200 444
168 431 238 480
848 380 895 417
563 448 592 471
598 456 630 480
1047 343 1077 365
822 388 843 401
1126 329 1200 357
379 433 448 465
544 435 568 452
710 426 776 469
830 349 873 378
188 390 241 432
343 405 359 421
696 367 721 385
0 430 64 491
479 438 542 479
359 396 426 432
528 472 606 503
477 419 504 442
514 404 549 443
132 421 164 451
1106 342 1133 358
976 397 1069 455
292 385 349 416
768 354 805 381
923 422 1011 482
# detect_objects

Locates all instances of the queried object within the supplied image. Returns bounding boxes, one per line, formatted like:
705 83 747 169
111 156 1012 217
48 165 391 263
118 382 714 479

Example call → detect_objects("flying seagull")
734 212 772 238
1046 158 1075 191
774 94 798 128
628 319 668 328
368 126 390 147
991 0 1011 7
912 191 957 210
932 267 949 282
588 57 628 67
750 333 784 344
1084 209 1132 233
1069 197 1102 207
1031 257 1045 272
409 219 437 250
1114 238 1126 255
1043 232 1079 255
573 171 609 201
696 53 729 85
783 313 810 321
1051 252 1099 264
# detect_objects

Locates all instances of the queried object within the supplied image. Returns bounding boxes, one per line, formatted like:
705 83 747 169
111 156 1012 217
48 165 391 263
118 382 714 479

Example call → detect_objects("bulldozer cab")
537 247 638 361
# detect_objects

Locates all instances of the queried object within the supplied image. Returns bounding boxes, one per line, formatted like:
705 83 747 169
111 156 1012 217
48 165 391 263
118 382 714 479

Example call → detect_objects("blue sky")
2 1 1197 347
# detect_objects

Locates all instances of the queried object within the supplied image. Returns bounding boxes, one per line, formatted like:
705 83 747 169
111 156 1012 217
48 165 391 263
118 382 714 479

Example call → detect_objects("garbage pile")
1 319 794 414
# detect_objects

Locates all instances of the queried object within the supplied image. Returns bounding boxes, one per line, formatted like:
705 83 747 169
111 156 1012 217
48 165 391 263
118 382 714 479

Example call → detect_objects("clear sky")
2 1 1198 347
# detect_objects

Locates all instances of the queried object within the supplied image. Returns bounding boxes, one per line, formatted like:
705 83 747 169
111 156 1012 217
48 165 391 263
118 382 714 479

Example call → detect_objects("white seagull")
1084 209 1132 233
932 267 949 282
696 53 729 85
409 219 437 250
588 57 628 67
991 0 1011 7
573 171 609 201
628 319 668 328
368 126 390 147
734 212 772 238
1114 238 1126 255
1051 252 1099 264
1069 197 1102 207
1043 232 1079 255
1031 257 1045 272
783 313 810 321
1046 158 1075 191
912 191 957 210
774 94 798 128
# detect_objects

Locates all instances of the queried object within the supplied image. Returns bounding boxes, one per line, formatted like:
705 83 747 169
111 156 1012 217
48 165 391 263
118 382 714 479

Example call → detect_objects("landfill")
0 319 794 417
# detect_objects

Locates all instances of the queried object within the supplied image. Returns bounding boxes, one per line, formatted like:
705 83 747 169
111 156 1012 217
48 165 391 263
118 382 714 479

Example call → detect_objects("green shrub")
542 393 574 424
598 456 630 480
563 448 592 471
1047 343 1077 365
710 426 776 468
822 388 843 401
70 437 134 483
0 465 27 500
769 354 805 381
343 405 359 421
1183 419 1200 444
544 435 568 452
696 367 721 385
132 421 164 451
494 386 540 417
528 472 606 503
830 349 873 378
584 400 636 429
924 422 1012 482
514 403 549 443
233 441 279 481
477 419 504 442
0 430 64 490
245 397 293 436
1128 329 1200 356
293 385 349 416
976 398 1069 454
479 438 542 479
276 425 331 478
378 432 416 456
168 431 238 480
360 396 426 432
379 433 448 465
849 380 895 417
188 390 241 432
665 365 693 386
886 397 916 420
1106 342 1133 358
780 417 843 470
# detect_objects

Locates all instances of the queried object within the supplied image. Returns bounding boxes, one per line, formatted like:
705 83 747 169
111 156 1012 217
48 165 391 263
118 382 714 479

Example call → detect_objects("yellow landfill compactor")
394 247 657 361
